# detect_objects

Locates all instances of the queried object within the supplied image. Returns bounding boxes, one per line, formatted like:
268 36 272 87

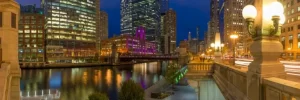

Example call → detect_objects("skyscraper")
280 0 300 60
209 0 220 42
223 0 249 56
160 9 176 54
99 11 108 40
19 5 45 67
121 0 161 46
42 0 99 64
164 9 176 53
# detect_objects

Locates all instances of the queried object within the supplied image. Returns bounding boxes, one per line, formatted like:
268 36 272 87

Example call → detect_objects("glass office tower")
42 0 99 64
121 0 160 44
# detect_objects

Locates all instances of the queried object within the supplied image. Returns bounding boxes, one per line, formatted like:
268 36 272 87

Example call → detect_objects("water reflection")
20 62 166 100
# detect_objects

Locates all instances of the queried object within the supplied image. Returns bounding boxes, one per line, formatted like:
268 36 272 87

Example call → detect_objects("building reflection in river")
20 61 166 100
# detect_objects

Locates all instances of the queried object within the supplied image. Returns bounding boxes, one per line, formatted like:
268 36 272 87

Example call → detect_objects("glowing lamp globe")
243 5 257 19
270 2 284 16
279 14 286 24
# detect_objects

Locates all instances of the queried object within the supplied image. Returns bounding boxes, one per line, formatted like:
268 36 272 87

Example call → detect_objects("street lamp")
221 43 224 58
288 48 292 60
210 43 215 48
243 1 286 100
230 34 238 66
243 2 285 37
208 49 212 60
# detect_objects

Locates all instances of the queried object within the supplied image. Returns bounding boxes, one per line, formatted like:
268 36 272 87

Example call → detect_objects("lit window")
24 25 29 28
25 35 30 38
19 30 23 33
38 30 43 33
31 30 37 33
24 30 30 33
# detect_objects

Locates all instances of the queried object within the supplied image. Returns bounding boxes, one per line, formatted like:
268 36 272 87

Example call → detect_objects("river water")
20 62 168 100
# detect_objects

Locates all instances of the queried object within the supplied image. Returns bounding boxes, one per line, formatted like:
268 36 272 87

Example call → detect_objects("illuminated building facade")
99 11 108 40
209 0 220 43
19 5 45 66
280 0 300 60
121 0 161 45
164 9 176 54
189 38 199 54
101 26 157 56
42 0 99 64
223 0 249 56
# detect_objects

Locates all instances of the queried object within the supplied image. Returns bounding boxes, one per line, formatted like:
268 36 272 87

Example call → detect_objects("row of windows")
19 48 44 53
19 25 43 29
19 34 44 38
19 44 44 48
19 39 44 43
19 30 43 33
282 24 300 32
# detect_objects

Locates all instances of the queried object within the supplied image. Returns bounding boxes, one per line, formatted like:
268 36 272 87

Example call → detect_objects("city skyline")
17 0 210 45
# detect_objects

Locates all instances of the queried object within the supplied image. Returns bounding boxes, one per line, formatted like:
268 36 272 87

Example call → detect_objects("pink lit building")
100 26 157 56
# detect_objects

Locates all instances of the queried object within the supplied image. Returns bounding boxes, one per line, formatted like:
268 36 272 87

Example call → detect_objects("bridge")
185 60 300 100
20 89 60 100
100 54 180 64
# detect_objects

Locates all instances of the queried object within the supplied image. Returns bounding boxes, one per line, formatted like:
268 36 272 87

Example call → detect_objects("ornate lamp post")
242 1 286 100
220 43 224 58
230 34 238 66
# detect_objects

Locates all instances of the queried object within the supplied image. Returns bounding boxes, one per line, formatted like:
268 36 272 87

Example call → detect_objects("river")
20 61 168 100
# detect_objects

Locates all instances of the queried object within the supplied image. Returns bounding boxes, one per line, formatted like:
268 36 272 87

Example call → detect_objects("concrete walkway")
166 86 197 100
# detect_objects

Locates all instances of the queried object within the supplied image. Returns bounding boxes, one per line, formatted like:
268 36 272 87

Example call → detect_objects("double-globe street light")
242 1 285 99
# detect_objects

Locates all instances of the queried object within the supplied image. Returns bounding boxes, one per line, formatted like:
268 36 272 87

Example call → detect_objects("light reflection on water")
20 62 166 100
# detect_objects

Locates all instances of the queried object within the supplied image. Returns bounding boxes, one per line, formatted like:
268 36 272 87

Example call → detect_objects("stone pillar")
246 0 286 100
214 51 222 62
0 0 21 100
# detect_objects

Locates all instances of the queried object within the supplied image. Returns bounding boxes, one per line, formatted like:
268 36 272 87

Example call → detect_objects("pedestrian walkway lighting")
243 2 285 37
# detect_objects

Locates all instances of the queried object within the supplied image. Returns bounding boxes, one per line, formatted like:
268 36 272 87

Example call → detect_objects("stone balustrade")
263 77 300 100
186 61 300 100
186 62 214 79
211 62 300 100
213 62 248 100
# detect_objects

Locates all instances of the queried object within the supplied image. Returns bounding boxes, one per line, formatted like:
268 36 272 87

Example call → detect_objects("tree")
119 80 144 100
88 92 109 100
164 63 181 88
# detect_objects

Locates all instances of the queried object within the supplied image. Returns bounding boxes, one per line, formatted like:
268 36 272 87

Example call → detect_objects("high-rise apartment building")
99 11 108 40
121 0 161 45
280 0 300 60
209 0 220 43
164 9 176 54
42 0 99 64
223 0 249 56
19 5 45 67
206 22 212 49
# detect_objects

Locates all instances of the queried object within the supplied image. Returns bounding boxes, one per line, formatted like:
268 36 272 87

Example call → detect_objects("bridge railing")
263 77 300 100
187 63 213 73
212 62 300 100
213 63 248 100
186 62 214 79
20 89 60 100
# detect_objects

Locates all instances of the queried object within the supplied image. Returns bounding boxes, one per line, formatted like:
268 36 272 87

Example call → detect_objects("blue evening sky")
16 0 210 45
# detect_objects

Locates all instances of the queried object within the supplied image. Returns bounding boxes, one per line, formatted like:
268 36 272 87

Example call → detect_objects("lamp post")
288 48 291 60
221 43 224 58
243 1 286 100
230 34 238 66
